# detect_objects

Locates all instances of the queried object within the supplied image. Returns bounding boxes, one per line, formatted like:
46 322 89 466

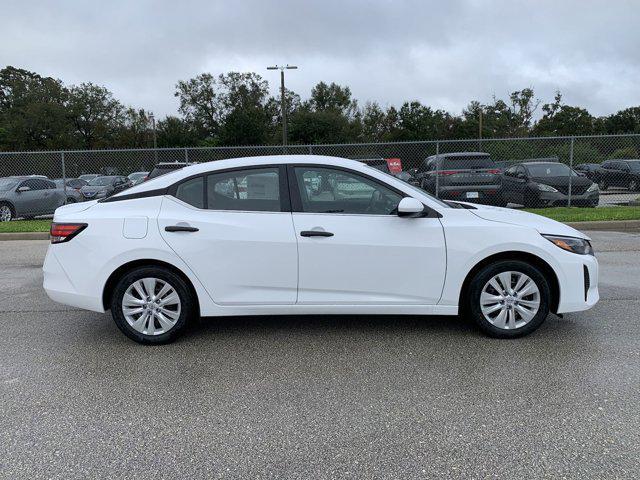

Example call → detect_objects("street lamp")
149 113 158 162
267 64 298 150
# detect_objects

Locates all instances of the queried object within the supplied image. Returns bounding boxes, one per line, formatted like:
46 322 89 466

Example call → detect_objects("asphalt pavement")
1 232 639 479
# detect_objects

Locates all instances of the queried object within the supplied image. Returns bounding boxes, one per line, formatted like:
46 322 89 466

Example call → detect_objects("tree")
0 66 71 150
307 81 358 117
604 107 640 134
67 82 124 149
533 92 596 136
175 71 273 144
156 116 199 147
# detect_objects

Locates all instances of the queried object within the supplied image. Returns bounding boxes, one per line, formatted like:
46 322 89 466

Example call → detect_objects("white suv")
43 155 599 344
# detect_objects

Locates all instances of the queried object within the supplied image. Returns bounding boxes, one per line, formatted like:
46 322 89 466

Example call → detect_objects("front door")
159 166 298 305
289 165 446 305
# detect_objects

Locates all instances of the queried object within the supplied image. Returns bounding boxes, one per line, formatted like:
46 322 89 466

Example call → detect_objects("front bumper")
556 253 599 314
535 191 599 207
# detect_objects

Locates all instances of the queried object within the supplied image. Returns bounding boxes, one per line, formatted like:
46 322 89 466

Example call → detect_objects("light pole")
267 64 297 150
149 113 158 162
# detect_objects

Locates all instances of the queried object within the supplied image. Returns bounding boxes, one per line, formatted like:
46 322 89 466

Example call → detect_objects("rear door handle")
165 225 199 232
300 230 333 237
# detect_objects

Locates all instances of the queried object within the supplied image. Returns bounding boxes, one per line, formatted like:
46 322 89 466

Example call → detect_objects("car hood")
530 175 593 187
454 202 590 240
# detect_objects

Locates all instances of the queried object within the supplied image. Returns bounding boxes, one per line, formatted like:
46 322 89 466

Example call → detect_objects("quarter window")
294 167 403 215
207 168 281 212
175 177 204 208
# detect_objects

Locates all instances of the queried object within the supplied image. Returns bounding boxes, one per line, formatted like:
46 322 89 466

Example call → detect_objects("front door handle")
165 225 199 232
300 230 333 237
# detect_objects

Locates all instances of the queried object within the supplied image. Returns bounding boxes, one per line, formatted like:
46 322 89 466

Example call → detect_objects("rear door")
289 165 446 305
159 165 298 305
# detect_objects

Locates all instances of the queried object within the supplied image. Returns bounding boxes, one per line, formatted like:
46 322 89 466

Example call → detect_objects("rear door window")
207 168 281 212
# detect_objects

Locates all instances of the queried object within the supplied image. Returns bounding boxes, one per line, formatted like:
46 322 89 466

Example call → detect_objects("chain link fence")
1 134 639 220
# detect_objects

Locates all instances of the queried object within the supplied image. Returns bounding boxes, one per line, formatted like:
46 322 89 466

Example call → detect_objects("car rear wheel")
110 266 195 344
0 202 14 222
465 260 550 338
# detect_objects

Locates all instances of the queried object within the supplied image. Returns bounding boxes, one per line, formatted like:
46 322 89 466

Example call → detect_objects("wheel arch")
458 251 560 314
102 259 200 314
0 199 17 217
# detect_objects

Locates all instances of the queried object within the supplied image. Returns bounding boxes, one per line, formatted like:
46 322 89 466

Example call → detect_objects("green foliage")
610 146 639 159
524 206 640 222
3 64 640 153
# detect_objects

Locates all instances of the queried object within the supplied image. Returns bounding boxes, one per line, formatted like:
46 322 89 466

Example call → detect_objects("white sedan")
43 156 599 344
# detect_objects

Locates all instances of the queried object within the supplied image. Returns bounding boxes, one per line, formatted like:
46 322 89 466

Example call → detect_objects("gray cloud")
2 0 638 117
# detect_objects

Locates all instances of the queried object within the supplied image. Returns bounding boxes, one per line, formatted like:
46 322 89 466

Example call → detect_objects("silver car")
0 177 68 221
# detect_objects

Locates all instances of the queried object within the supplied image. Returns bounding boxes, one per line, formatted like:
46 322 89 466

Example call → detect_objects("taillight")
487 169 501 174
439 170 461 175
50 223 87 244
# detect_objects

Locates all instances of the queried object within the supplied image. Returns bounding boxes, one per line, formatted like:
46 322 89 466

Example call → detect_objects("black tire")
465 260 551 338
66 197 77 204
0 202 15 222
110 266 195 344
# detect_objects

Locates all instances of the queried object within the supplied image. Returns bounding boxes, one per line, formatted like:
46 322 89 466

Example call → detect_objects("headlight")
537 183 558 192
542 234 594 255
587 182 599 192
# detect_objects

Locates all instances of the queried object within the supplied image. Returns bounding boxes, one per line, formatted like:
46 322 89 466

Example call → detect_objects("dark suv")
596 159 640 191
415 152 502 205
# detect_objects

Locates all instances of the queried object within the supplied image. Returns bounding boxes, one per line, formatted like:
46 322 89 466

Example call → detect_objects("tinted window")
22 179 46 190
442 156 494 170
207 168 281 212
526 164 576 177
294 167 403 215
175 177 204 208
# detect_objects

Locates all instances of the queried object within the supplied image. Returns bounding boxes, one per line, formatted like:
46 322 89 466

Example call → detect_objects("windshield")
527 164 577 177
129 172 146 180
628 162 640 172
88 177 114 186
0 178 19 191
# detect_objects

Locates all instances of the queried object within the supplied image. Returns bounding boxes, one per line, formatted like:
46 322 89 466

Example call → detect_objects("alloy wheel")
0 205 12 222
122 277 181 335
480 271 540 330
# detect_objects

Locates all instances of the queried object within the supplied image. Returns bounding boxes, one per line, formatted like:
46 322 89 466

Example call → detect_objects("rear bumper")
433 185 503 203
42 247 105 312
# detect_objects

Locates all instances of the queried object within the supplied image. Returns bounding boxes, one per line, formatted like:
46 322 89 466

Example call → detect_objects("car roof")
520 162 565 166
114 155 393 197
430 152 490 158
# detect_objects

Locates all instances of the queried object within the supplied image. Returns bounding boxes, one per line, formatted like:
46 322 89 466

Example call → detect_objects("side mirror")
397 197 425 218
16 186 30 193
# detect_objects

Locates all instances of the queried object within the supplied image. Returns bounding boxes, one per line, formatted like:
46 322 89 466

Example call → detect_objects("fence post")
184 147 189 163
568 137 574 208
308 145 313 155
61 151 68 205
435 141 440 198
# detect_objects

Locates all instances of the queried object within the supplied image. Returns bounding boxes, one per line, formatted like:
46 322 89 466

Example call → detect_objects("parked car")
44 155 598 344
79 175 131 200
415 152 503 205
53 178 87 203
595 159 640 191
147 162 195 180
78 174 100 182
128 171 149 186
501 162 599 208
0 176 68 221
573 163 601 181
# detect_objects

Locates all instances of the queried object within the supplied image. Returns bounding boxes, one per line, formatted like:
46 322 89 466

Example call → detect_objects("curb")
0 232 50 241
566 219 640 232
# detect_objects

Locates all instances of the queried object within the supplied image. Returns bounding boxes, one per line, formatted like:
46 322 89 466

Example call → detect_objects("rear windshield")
442 156 495 169
148 165 185 179
0 178 19 191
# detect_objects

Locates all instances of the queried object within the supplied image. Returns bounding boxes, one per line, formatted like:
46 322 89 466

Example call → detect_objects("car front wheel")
0 202 14 222
465 260 550 338
110 266 195 344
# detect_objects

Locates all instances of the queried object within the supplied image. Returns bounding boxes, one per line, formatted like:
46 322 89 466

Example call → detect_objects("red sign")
386 158 403 174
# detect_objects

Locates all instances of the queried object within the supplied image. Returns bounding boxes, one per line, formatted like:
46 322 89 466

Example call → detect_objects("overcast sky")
2 0 639 118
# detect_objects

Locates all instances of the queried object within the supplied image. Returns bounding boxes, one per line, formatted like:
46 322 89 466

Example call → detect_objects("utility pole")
149 113 158 163
267 64 297 150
